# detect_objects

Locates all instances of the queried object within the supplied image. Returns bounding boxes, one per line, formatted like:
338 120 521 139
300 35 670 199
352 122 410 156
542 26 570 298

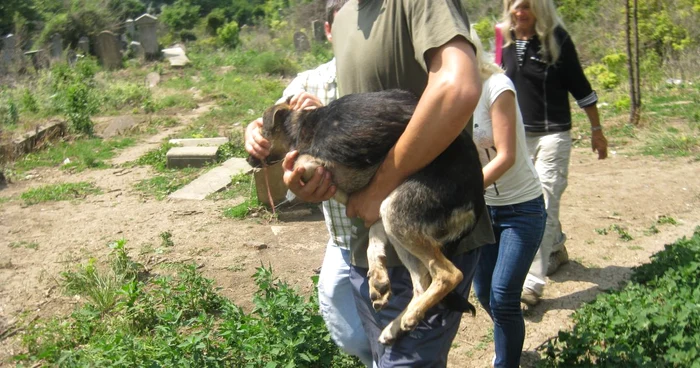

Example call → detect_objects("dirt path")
0 136 699 366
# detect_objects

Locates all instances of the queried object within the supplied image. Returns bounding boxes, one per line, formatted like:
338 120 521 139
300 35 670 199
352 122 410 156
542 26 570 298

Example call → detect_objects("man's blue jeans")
472 195 546 368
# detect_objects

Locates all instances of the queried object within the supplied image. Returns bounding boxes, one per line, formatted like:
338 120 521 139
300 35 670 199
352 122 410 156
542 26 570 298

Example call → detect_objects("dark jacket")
502 26 597 133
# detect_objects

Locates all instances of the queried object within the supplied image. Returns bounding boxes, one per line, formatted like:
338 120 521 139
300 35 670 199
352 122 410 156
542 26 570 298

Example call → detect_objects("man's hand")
244 118 270 160
592 130 608 160
345 183 389 228
282 151 336 203
288 91 323 111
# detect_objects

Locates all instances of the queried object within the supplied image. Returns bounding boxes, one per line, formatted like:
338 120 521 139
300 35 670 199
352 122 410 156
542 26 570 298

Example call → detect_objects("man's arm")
346 36 482 226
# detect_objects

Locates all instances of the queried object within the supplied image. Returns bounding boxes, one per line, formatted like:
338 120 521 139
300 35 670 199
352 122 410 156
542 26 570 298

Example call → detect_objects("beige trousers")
523 131 571 295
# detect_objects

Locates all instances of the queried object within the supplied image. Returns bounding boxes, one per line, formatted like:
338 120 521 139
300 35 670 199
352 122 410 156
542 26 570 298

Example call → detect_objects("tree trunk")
625 0 639 125
633 0 641 110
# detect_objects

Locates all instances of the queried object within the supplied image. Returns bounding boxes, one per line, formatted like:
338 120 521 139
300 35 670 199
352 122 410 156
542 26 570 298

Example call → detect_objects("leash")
262 163 276 216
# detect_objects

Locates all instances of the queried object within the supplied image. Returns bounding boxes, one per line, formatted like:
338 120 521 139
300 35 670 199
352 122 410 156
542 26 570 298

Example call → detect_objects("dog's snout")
247 155 264 168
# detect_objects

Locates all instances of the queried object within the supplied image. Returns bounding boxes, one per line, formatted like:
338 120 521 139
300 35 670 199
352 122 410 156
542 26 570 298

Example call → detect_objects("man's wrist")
591 126 603 132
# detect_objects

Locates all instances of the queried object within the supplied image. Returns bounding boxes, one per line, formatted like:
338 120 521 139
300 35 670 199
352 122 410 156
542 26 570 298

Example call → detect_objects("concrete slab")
169 157 253 200
166 146 218 169
169 137 228 147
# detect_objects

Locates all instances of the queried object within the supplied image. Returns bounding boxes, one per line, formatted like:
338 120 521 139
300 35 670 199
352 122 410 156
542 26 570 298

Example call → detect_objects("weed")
160 231 174 248
222 197 268 219
610 224 633 241
217 139 247 161
208 173 253 201
645 224 660 235
627 245 644 250
657 215 678 225
14 246 361 367
135 143 176 172
595 227 608 235
21 182 101 205
539 228 700 366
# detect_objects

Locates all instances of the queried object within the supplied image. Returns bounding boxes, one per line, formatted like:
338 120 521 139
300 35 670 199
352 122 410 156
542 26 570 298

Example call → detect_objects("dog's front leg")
367 221 391 312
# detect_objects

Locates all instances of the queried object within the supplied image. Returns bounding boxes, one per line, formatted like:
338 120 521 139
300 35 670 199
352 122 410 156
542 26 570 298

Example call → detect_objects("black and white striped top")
515 39 528 66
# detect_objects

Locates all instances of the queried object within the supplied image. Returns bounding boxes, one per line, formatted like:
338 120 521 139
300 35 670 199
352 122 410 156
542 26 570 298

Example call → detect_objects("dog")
248 89 485 345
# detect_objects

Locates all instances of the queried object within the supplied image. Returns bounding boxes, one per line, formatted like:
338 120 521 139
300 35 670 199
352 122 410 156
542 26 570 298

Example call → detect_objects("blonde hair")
501 0 565 64
470 28 504 82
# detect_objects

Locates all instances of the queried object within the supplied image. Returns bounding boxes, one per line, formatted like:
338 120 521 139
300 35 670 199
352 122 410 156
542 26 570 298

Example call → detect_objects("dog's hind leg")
367 222 391 312
377 236 431 345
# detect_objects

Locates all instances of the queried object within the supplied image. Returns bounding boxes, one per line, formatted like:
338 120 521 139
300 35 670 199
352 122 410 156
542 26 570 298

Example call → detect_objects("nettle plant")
538 227 700 367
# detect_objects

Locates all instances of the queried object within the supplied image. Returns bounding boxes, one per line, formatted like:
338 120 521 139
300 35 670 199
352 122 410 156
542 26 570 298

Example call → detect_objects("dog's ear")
262 103 291 134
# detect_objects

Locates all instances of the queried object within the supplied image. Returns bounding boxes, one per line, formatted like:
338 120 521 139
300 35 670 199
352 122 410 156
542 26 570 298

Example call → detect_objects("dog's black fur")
249 89 485 344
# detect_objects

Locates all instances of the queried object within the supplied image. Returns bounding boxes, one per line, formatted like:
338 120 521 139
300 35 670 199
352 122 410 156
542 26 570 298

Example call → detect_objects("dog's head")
246 102 293 168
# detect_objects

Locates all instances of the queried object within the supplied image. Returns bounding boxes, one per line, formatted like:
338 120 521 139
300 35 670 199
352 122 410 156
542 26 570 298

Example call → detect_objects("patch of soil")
0 138 698 366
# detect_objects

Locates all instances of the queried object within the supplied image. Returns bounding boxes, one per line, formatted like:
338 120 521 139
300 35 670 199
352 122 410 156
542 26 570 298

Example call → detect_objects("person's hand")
244 118 270 160
282 150 336 203
346 182 391 228
592 130 608 160
288 91 323 111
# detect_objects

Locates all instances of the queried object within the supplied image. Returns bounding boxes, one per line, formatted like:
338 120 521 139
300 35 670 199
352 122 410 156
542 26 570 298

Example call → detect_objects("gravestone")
78 36 90 55
125 19 136 39
1 34 18 70
24 50 48 70
50 34 63 59
129 41 144 60
120 33 129 52
293 31 310 52
66 49 78 65
312 20 325 42
96 31 122 69
162 46 189 67
134 14 158 59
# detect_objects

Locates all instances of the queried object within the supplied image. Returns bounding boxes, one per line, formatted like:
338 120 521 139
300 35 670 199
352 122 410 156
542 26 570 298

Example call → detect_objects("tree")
626 0 641 125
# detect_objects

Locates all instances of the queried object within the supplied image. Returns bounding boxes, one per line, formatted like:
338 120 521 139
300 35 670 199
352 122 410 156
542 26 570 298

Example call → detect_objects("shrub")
585 63 620 90
160 0 201 31
205 8 228 36
217 20 241 49
538 228 700 367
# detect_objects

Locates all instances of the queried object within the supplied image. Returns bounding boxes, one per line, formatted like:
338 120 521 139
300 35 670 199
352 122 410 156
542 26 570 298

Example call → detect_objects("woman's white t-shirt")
472 73 543 206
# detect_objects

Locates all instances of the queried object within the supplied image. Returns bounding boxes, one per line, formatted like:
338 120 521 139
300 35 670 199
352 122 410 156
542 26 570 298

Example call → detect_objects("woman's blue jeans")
472 195 546 368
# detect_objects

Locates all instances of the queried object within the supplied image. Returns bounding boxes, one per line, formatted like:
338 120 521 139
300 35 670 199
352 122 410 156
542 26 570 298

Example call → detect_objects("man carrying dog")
244 0 373 366
279 1 495 366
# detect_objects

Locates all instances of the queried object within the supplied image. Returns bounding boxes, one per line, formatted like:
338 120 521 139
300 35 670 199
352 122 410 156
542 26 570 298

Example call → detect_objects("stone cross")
134 14 158 59
312 20 326 43
293 31 310 53
50 33 63 59
96 31 122 69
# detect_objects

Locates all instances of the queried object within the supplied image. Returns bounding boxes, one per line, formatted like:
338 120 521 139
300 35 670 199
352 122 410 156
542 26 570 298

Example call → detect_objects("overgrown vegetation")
538 228 700 367
12 138 135 173
20 181 101 205
13 240 361 367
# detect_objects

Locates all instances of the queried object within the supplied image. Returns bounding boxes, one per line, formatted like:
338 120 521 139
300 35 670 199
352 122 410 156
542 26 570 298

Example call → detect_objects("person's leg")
318 243 373 366
524 132 571 296
350 248 482 368
488 197 546 367
472 208 500 315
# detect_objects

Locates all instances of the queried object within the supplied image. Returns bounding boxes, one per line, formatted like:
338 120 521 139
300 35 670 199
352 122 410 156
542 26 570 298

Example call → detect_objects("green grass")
12 138 135 173
134 143 176 172
13 240 362 367
208 173 254 201
133 169 200 200
8 241 39 249
20 182 101 205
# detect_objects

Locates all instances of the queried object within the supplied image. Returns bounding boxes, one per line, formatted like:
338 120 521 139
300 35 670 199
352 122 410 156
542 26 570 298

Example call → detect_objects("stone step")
166 146 219 169
168 137 228 147
169 157 253 200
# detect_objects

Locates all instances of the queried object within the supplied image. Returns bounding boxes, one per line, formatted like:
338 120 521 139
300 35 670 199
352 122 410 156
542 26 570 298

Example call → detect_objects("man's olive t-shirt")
332 0 495 268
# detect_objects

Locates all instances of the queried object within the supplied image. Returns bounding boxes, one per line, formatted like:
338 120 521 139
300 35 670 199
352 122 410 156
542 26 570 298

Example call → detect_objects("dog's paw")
378 322 403 346
400 309 423 333
368 269 391 311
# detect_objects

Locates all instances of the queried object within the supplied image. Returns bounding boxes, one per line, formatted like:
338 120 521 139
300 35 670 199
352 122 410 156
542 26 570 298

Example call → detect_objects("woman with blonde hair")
499 0 608 307
470 29 546 368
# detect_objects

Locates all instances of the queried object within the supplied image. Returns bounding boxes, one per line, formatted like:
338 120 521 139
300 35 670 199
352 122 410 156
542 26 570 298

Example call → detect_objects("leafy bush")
15 243 362 367
538 228 700 367
252 51 299 76
0 99 19 126
217 20 241 49
205 8 228 36
161 0 201 31
585 63 620 90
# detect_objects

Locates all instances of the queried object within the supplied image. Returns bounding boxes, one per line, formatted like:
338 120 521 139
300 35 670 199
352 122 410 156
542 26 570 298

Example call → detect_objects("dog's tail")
442 292 476 316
